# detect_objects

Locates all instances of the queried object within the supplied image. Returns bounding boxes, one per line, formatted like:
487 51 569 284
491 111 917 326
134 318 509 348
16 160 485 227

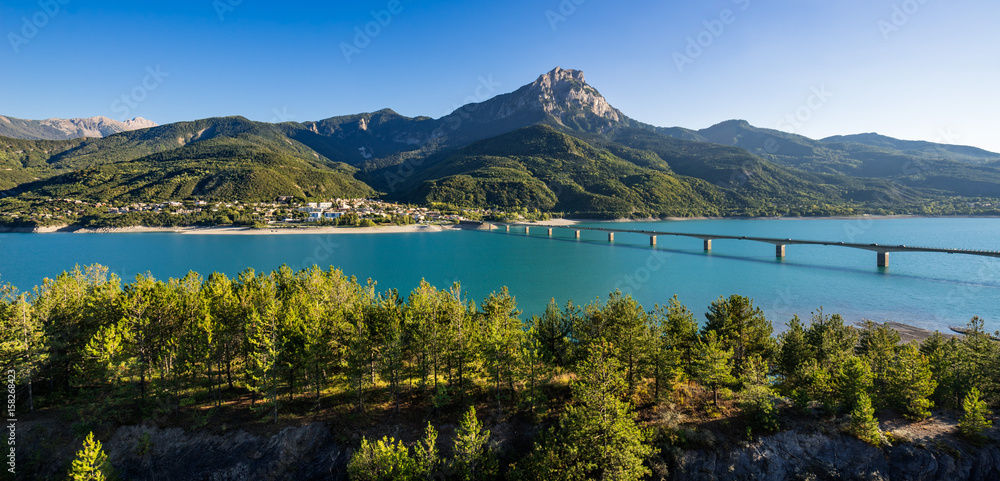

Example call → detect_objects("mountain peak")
524 67 622 127
0 115 158 140
533 67 586 87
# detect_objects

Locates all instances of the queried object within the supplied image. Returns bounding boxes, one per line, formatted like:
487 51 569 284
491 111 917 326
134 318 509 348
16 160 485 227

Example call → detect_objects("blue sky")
2 0 998 151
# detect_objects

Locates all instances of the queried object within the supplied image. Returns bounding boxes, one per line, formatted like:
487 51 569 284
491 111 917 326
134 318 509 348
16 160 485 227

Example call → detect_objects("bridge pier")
608 233 615 242
575 230 580 239
505 225 510 232
704 239 712 251
878 252 888 267
650 235 657 246
776 245 785 258
525 227 530 235
547 228 553 236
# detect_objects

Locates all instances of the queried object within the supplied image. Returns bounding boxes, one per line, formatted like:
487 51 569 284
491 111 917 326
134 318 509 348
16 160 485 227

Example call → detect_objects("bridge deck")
496 223 1000 260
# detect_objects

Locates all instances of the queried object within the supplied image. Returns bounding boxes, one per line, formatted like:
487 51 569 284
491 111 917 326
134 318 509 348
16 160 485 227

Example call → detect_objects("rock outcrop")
104 423 347 481
668 429 1000 481
0 115 157 140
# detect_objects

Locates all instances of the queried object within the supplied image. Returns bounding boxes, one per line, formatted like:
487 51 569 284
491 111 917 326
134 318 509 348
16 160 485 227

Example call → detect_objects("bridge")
482 222 1000 267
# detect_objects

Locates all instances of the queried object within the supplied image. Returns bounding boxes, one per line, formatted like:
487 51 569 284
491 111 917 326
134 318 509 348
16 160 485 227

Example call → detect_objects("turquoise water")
1 217 998 332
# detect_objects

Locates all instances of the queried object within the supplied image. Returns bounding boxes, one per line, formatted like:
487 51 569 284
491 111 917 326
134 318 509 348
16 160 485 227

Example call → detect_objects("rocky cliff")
21 420 1000 481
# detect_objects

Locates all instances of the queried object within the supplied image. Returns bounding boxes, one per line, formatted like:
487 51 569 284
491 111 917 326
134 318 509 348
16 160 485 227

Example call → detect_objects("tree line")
2 264 997 480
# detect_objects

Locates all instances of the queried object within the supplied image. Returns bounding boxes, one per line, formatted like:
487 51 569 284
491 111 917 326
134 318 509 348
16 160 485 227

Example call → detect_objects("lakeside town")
0 195 552 229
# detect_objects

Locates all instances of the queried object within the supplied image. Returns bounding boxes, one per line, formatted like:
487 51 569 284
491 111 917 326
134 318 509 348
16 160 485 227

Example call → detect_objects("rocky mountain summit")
0 115 157 140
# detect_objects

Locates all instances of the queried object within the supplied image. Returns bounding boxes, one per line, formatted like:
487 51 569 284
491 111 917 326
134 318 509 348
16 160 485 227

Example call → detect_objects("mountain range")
0 115 157 140
2 67 999 219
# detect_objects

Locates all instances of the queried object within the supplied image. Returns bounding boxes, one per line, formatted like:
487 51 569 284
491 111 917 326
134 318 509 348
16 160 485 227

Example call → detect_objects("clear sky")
2 0 998 151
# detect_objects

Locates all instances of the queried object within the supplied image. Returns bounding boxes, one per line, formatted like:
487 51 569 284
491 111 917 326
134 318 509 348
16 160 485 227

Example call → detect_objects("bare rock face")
668 430 1000 481
0 115 158 140
527 67 621 123
104 423 347 481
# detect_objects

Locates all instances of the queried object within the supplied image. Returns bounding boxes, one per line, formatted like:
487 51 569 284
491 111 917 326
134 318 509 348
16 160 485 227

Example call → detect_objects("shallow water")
1 217 997 332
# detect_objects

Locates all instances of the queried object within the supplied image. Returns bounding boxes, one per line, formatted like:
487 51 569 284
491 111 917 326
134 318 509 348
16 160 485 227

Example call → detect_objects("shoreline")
2 214 996 235
0 224 464 235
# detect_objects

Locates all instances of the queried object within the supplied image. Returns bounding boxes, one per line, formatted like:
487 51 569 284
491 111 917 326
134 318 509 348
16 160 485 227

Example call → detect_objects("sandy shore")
862 321 957 344
54 224 462 235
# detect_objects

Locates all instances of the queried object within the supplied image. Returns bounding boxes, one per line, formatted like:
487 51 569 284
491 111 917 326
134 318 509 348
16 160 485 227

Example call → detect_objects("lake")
1 217 998 333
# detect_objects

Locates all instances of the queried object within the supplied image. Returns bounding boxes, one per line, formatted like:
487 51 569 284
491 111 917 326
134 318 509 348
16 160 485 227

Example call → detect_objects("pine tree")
920 332 960 409
600 292 653 396
68 432 110 481
480 288 523 411
532 299 575 367
849 392 881 446
347 436 417 481
888 343 936 420
656 295 699 382
452 406 495 481
776 315 811 390
857 320 900 408
704 295 775 376
514 341 652 481
414 422 440 479
694 330 735 406
0 288 46 413
959 387 992 444
803 308 856 366
836 355 873 413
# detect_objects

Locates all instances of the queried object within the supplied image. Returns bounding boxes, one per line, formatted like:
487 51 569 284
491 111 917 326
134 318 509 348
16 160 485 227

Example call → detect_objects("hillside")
669 120 1000 198
0 115 156 140
0 117 373 203
398 125 718 218
0 67 998 220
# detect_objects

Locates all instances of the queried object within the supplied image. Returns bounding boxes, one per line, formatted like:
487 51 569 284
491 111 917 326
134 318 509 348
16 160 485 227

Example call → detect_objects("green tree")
0 288 46 413
480 288 523 411
919 332 960 408
347 436 417 481
531 299 576 368
516 341 652 481
857 320 900 408
694 330 735 406
954 317 996 405
835 355 873 413
68 432 111 481
598 292 653 396
776 315 811 391
959 387 992 444
888 344 936 420
849 392 882 446
452 406 495 481
739 385 780 437
803 308 856 366
704 295 774 377
35 265 121 392
414 422 441 479
656 295 699 378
